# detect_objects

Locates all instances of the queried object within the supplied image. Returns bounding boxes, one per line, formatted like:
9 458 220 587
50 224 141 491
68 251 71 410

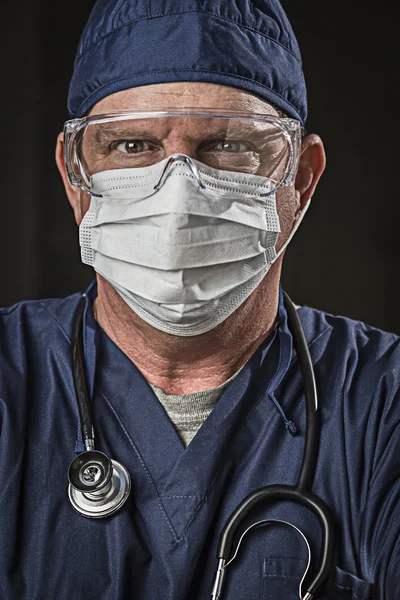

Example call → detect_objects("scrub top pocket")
261 557 307 599
261 560 374 600
334 566 374 600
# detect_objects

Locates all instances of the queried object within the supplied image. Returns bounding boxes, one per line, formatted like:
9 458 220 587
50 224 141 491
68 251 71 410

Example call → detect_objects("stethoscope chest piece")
68 450 131 518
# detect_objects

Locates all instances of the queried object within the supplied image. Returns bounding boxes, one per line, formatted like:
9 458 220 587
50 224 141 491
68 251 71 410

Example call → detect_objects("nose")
162 137 199 160
154 154 206 191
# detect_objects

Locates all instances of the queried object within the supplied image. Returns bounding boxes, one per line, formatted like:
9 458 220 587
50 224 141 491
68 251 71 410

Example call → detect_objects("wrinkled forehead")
89 82 281 117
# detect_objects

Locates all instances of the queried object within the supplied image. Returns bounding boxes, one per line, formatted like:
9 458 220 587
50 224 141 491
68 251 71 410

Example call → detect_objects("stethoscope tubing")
283 290 320 493
214 292 335 598
71 294 95 450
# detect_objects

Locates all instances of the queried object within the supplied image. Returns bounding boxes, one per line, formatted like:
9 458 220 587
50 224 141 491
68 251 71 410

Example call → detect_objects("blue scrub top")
0 281 399 600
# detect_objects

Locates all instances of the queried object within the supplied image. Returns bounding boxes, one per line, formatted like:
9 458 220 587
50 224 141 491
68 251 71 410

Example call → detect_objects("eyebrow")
93 128 159 144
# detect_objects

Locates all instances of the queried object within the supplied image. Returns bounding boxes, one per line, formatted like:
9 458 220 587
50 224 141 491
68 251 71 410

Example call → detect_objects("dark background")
1 1 398 332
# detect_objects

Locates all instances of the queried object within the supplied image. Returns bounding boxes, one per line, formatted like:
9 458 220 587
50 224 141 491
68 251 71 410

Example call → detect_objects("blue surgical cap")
68 0 307 124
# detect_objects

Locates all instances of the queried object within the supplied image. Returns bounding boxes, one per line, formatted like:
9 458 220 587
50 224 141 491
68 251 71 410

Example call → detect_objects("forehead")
89 82 279 116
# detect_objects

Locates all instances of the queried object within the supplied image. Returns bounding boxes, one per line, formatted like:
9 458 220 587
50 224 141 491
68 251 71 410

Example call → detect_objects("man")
0 1 398 599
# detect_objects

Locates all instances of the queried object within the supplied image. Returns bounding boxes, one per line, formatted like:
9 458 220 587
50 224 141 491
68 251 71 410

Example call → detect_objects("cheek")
275 186 298 238
79 191 92 219
73 191 92 227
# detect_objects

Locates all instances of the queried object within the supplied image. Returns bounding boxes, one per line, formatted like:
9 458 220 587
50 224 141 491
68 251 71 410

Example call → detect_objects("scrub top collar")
74 279 296 453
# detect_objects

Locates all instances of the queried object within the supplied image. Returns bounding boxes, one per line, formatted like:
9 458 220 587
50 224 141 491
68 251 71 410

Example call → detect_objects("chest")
0 374 373 600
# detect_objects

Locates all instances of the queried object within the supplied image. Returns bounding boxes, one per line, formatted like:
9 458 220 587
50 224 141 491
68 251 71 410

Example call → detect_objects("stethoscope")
67 291 335 599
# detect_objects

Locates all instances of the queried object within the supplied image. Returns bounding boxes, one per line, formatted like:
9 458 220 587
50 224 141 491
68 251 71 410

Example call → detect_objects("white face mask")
79 156 309 336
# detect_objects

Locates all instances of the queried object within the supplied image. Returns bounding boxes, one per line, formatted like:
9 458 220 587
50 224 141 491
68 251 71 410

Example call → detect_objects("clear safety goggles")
63 108 302 198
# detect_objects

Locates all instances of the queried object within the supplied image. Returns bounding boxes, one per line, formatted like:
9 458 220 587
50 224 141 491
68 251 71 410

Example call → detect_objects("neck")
93 269 281 395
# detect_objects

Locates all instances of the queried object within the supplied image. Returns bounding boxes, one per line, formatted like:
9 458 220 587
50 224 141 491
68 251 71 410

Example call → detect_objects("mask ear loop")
217 519 312 600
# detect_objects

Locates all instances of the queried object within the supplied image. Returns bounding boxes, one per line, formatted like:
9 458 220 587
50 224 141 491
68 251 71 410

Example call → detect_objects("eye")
215 140 251 153
115 140 151 154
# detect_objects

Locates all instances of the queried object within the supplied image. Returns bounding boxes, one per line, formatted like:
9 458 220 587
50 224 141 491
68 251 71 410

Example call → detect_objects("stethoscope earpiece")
68 450 131 518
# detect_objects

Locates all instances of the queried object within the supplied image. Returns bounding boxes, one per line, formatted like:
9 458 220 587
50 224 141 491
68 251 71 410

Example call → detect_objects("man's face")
56 80 324 334
65 81 302 249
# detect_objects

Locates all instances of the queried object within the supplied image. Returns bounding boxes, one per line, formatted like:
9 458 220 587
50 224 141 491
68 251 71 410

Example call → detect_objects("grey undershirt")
149 367 242 447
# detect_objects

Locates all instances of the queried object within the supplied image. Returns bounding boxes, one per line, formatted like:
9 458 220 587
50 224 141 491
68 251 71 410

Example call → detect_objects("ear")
294 133 326 215
55 132 89 226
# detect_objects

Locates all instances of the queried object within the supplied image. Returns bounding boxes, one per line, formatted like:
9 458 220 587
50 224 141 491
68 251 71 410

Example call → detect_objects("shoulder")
298 303 400 371
0 292 85 428
297 304 400 461
296 304 400 438
0 292 84 369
